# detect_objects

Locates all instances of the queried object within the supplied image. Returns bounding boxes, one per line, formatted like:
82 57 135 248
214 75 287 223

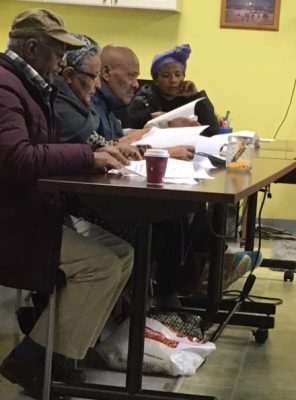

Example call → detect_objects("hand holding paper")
144 98 205 128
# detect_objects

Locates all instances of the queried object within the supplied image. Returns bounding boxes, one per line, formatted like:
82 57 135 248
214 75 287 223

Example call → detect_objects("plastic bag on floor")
96 317 216 376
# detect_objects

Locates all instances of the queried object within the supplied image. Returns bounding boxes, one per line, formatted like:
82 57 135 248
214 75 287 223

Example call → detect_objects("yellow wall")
1 0 295 220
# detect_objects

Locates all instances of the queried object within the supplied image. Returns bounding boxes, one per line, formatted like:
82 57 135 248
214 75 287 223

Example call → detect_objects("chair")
42 287 56 400
8 274 63 400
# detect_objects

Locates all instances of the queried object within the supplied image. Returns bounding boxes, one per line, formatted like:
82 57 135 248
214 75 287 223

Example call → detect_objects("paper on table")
144 98 205 128
118 159 213 181
133 126 230 158
132 126 209 148
194 156 216 169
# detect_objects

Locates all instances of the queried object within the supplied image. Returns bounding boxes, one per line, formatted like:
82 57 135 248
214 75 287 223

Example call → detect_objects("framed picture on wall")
220 0 281 31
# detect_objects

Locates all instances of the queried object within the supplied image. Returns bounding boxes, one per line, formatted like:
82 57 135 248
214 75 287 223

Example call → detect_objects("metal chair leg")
42 287 56 400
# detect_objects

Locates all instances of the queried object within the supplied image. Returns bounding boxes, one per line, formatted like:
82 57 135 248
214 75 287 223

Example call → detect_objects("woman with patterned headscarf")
118 44 219 137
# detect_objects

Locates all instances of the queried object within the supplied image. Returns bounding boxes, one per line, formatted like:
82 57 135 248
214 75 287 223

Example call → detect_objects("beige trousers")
30 218 133 359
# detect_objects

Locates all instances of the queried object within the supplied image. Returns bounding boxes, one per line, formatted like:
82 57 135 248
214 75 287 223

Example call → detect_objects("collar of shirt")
5 49 51 93
94 81 124 111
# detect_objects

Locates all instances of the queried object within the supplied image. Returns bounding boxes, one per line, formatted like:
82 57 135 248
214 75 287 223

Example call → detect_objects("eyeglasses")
76 69 100 82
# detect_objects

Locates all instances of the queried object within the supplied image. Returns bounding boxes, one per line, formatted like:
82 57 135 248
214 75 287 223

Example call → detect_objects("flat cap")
9 9 85 49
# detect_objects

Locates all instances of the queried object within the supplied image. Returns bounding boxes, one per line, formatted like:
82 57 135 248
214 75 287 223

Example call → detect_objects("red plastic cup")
144 149 169 186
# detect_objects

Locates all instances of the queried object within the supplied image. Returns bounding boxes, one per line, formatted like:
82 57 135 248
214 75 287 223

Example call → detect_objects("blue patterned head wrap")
65 33 101 69
150 44 191 79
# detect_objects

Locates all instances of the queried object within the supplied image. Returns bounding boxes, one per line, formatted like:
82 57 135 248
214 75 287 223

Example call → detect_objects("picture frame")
220 0 281 31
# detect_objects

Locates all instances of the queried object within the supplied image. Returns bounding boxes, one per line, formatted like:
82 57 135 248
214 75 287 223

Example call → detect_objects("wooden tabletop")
258 139 296 160
39 158 296 205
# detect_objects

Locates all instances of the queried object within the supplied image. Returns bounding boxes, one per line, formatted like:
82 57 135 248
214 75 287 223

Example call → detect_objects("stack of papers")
132 127 260 157
132 126 228 157
118 158 214 184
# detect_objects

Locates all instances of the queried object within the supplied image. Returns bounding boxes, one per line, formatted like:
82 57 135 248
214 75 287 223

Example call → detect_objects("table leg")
206 203 227 320
126 224 152 393
244 193 258 251
52 223 216 399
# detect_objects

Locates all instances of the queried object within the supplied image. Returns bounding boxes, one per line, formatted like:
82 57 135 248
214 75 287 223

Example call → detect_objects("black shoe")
0 350 44 396
0 349 83 399
52 353 86 384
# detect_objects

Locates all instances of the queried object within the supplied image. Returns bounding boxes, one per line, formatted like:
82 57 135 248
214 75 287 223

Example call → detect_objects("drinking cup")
144 149 169 185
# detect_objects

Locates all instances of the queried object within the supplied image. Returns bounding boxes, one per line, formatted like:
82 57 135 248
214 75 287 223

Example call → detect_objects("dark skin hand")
119 128 150 144
114 144 142 160
92 144 142 173
168 117 200 128
167 145 195 161
94 144 141 171
177 80 198 97
93 150 126 172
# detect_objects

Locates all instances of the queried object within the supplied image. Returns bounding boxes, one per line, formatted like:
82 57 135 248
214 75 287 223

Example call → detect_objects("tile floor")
1 240 295 400
178 240 296 400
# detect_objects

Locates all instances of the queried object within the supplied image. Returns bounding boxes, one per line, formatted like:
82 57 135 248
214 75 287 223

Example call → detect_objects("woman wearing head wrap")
119 44 219 137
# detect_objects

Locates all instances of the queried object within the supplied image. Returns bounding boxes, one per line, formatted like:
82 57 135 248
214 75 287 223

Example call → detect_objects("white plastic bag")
96 317 216 376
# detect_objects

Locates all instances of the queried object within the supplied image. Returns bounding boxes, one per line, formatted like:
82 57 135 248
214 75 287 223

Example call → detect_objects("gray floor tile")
178 240 296 399
1 240 295 400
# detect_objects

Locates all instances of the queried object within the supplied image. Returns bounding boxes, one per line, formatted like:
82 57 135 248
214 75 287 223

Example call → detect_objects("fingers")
117 144 142 160
167 146 195 161
178 80 198 96
97 146 130 166
128 147 142 160
181 147 195 161
93 151 123 171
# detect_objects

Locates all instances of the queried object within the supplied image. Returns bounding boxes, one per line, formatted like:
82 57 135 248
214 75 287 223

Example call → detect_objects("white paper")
132 126 209 148
118 159 213 181
132 127 234 159
194 155 216 169
144 98 205 128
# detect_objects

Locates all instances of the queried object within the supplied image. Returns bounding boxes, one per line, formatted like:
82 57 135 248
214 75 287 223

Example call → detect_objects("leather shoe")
0 349 84 399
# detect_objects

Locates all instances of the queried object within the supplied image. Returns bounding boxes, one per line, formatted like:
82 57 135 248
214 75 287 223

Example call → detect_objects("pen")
225 110 230 121
231 143 246 162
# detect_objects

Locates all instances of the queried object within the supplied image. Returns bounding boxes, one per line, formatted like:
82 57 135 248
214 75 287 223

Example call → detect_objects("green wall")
1 0 295 219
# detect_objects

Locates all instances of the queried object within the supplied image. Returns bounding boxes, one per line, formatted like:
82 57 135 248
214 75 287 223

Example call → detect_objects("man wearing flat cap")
0 9 135 399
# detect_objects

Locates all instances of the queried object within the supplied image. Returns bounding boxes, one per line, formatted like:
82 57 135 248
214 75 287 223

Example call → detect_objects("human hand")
167 145 195 161
178 81 198 97
169 117 200 128
93 151 124 172
119 128 150 144
94 146 130 171
115 144 142 160
178 80 198 97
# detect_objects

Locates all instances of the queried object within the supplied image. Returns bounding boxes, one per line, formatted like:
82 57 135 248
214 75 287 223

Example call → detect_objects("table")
244 140 296 280
38 157 296 400
259 140 296 184
238 140 296 250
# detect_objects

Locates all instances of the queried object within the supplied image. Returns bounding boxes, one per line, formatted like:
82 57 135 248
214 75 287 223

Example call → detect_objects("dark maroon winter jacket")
0 54 94 293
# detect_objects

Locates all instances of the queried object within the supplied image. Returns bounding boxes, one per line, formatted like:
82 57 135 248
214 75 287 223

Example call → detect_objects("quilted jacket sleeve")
0 78 94 184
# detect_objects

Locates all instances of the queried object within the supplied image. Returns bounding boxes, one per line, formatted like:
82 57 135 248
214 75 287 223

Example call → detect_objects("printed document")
132 126 229 156
119 158 214 183
144 98 205 128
